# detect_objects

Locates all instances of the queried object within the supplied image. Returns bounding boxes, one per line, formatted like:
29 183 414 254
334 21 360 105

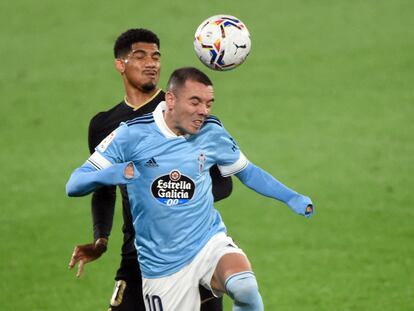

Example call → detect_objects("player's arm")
66 160 136 276
88 118 117 243
68 119 119 278
66 124 137 197
68 187 114 278
67 123 137 276
91 187 116 240
69 187 116 277
66 161 135 197
213 122 313 217
235 162 314 217
206 116 233 202
210 165 233 202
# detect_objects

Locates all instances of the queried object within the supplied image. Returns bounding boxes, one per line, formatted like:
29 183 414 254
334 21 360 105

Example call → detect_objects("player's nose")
144 61 156 68
144 57 157 68
198 105 209 116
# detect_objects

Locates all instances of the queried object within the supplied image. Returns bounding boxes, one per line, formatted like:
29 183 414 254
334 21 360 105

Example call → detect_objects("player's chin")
141 82 157 92
188 124 202 134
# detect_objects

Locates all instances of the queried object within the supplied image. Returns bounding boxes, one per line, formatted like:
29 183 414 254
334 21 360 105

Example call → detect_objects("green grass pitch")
0 1 413 310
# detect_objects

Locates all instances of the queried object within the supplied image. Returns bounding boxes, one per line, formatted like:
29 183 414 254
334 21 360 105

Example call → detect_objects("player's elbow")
66 174 88 197
66 181 82 197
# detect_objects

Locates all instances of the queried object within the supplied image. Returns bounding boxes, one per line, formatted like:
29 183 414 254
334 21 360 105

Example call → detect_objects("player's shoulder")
108 115 154 150
89 101 124 130
122 113 156 139
203 115 223 128
125 112 155 127
200 115 233 141
153 89 166 102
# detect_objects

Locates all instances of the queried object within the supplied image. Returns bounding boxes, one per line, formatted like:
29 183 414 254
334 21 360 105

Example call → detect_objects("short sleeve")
214 126 249 177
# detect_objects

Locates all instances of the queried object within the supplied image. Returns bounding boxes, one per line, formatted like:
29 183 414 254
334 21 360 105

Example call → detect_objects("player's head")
114 28 160 57
165 67 214 136
114 28 161 92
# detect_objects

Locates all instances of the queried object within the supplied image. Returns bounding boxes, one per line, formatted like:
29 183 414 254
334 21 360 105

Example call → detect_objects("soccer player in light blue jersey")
66 67 314 311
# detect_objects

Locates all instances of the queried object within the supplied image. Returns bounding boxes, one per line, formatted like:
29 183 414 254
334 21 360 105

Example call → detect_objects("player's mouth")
192 119 204 129
143 70 157 78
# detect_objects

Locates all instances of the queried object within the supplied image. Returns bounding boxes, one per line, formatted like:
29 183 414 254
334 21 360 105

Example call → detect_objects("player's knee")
225 271 264 311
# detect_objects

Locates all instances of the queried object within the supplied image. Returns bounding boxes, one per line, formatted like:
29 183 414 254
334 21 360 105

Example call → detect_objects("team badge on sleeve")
97 131 116 152
151 170 195 206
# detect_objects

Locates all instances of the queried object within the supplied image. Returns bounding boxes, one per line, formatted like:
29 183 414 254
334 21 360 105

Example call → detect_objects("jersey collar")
124 88 162 111
153 102 189 139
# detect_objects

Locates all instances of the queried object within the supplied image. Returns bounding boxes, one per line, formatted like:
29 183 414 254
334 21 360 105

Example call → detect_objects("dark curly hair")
113 28 160 58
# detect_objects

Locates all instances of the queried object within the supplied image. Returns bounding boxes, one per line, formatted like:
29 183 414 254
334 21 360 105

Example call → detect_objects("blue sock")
225 271 264 311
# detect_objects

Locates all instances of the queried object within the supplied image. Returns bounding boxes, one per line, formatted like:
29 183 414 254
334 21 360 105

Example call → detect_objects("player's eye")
206 100 214 109
152 53 161 61
135 54 146 60
131 51 146 60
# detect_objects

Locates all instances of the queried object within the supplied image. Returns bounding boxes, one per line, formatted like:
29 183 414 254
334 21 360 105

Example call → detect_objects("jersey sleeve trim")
87 151 113 170
218 152 249 177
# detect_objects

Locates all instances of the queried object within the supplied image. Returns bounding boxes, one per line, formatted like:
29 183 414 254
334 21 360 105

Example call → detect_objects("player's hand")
287 195 314 218
68 238 108 277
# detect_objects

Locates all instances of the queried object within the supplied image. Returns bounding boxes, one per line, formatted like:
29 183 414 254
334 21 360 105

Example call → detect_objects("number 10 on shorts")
145 294 164 311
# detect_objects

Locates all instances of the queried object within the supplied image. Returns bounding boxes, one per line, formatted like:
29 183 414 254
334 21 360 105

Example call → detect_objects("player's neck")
163 111 182 136
124 88 160 109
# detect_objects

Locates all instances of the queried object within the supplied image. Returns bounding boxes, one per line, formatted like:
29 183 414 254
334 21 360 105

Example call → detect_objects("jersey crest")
198 152 207 172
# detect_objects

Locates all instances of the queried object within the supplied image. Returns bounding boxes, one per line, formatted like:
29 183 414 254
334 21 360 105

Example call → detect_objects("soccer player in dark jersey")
67 28 232 311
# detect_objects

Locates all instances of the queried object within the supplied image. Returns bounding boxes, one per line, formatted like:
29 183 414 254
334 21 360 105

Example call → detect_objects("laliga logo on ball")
194 15 251 71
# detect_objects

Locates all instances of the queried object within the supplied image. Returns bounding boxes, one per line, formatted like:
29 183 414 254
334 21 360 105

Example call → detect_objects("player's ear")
165 91 175 110
115 58 126 74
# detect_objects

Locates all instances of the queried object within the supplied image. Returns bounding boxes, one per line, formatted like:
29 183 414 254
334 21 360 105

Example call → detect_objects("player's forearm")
236 163 314 217
91 186 116 240
235 163 297 201
66 162 134 197
235 162 312 207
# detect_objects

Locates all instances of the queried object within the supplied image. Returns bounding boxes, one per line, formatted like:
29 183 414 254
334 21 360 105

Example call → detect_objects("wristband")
94 238 108 253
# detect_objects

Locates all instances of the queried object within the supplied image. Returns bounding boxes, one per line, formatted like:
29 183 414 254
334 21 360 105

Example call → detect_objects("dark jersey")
88 89 233 281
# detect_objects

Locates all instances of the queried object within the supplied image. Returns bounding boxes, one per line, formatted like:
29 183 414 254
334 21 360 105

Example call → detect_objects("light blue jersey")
67 102 314 278
87 102 248 278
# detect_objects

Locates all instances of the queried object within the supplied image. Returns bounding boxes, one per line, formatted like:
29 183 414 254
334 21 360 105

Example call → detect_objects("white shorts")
142 232 246 311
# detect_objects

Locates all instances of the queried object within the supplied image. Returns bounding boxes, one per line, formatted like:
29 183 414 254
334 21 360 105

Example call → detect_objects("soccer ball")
194 15 251 71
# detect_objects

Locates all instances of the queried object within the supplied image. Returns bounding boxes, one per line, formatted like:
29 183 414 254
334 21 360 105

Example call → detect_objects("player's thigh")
211 252 252 293
108 280 146 311
198 233 246 296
